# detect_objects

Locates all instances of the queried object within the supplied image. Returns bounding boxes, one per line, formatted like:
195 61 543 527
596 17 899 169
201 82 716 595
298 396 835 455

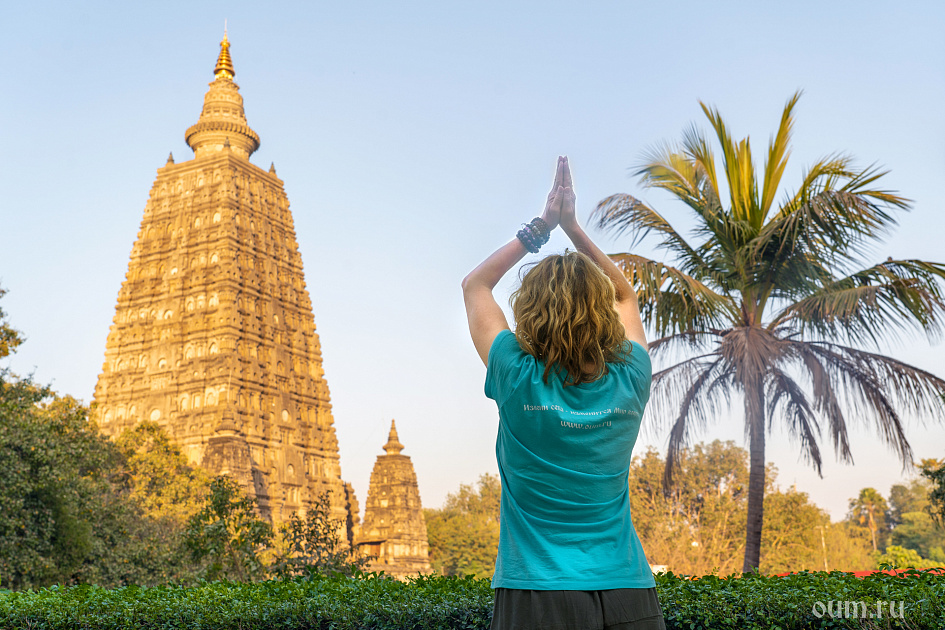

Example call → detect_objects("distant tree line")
847 461 945 570
426 441 945 578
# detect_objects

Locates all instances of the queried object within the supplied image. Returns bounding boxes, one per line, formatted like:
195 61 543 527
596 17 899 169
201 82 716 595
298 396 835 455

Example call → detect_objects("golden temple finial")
214 28 235 80
383 419 405 455
186 28 259 159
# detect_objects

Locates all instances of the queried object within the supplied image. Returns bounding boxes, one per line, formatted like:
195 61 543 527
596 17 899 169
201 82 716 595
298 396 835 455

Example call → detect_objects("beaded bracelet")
530 217 550 242
517 226 540 253
516 217 551 253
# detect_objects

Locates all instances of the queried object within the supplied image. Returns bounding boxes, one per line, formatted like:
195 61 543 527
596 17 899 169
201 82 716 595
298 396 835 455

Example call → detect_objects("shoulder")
489 329 522 361
609 341 652 398
614 340 651 375
485 330 536 404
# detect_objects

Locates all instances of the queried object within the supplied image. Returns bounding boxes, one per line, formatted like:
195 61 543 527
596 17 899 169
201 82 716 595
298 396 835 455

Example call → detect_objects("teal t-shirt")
485 329 656 590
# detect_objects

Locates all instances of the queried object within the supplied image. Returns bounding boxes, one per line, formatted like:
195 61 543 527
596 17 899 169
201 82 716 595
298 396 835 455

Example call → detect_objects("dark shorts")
491 587 666 630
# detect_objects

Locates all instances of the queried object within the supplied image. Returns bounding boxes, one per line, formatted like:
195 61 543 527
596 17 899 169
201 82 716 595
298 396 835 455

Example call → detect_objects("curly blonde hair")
511 250 629 385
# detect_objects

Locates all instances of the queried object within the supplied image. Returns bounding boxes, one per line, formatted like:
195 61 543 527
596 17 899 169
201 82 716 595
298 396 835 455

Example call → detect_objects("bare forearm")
461 238 529 292
563 222 635 303
463 204 558 292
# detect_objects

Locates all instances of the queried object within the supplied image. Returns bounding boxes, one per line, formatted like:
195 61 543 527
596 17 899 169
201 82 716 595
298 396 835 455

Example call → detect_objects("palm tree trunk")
742 380 766 573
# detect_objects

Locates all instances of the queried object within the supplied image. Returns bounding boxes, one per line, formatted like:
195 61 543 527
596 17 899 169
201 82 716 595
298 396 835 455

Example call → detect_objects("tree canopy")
424 473 500 578
629 440 873 575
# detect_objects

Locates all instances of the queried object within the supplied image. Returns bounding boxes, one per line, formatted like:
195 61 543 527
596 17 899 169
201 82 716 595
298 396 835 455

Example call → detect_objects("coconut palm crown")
593 92 945 573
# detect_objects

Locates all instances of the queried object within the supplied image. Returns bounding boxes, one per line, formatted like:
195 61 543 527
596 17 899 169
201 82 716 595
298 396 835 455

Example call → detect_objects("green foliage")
0 286 23 359
629 440 873 575
1 570 943 629
888 478 929 527
0 573 495 630
115 421 211 523
424 473 500 578
847 468 945 571
0 296 223 588
921 458 945 528
101 421 213 585
629 441 748 576
847 488 891 551
889 510 944 561
0 363 221 589
0 376 122 589
184 476 273 582
270 491 372 579
657 568 945 630
875 545 944 570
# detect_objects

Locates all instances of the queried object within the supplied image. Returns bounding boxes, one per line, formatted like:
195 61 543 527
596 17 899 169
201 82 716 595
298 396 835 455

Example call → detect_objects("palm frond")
700 101 759 229
766 367 823 475
816 342 945 422
759 92 800 219
660 357 733 487
790 343 854 464
681 123 721 205
668 128 750 281
803 342 941 468
647 331 721 360
592 193 708 275
770 159 910 263
747 160 915 301
635 142 717 216
643 353 714 441
774 259 945 346
609 253 737 336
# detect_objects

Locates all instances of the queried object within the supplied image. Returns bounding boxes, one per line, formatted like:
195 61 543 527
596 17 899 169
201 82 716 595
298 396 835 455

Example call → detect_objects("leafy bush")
271 491 373 580
1 569 943 629
875 546 944 570
184 476 273 582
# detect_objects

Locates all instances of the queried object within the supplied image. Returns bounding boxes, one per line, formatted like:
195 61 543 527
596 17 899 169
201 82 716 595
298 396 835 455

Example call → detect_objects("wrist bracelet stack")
516 217 551 254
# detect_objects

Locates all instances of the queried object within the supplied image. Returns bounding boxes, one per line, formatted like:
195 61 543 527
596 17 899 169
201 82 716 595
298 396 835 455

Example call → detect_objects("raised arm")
558 158 648 349
462 158 567 365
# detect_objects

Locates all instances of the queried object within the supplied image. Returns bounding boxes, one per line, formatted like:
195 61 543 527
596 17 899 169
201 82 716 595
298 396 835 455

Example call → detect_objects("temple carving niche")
356 420 432 579
91 33 358 532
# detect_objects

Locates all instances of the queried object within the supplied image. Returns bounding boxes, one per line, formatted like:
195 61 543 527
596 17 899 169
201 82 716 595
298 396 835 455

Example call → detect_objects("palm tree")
847 487 889 551
592 92 945 573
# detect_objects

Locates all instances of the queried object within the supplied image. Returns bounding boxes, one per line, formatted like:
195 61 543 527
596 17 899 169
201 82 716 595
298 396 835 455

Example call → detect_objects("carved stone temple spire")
184 31 260 160
92 33 357 532
356 420 432 579
383 419 405 455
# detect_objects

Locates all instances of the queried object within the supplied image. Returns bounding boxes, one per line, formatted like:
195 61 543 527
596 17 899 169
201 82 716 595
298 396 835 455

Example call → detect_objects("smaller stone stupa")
356 420 432 578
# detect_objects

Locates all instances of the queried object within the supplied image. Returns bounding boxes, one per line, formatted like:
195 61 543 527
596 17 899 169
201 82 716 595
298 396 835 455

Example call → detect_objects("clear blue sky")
1 0 943 522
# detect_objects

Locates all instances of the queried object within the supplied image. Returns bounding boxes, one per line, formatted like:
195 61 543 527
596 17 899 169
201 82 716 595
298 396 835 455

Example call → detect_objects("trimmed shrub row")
0 568 942 629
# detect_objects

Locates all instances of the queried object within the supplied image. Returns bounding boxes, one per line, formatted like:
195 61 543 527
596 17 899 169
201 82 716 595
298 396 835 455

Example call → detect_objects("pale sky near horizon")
1 1 943 524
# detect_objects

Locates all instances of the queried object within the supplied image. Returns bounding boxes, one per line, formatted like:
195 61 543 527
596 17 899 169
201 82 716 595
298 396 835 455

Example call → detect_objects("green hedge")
659 568 944 629
0 569 942 629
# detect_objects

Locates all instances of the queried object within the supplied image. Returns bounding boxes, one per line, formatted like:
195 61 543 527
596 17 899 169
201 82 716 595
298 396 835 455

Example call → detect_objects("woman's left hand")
541 156 568 230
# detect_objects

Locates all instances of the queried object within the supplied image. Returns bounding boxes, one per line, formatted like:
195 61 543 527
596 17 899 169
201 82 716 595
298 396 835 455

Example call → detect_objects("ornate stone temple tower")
92 33 358 530
356 421 432 579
